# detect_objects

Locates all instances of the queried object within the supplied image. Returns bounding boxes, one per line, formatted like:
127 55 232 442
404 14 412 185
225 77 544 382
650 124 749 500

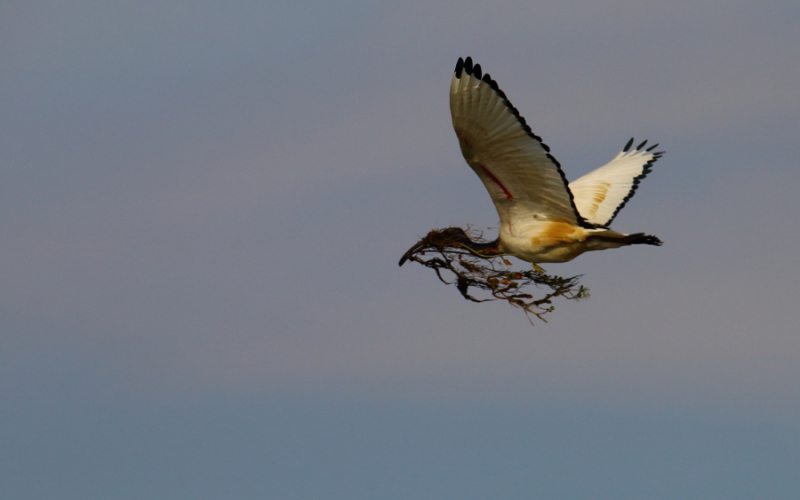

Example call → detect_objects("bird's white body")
449 57 662 264
498 223 628 263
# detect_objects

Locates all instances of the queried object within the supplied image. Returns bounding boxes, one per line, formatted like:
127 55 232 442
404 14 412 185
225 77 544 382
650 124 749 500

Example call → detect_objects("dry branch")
399 227 589 323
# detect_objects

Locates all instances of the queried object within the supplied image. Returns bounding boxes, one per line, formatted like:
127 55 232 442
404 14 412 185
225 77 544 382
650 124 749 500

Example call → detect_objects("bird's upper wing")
450 57 590 230
569 139 663 228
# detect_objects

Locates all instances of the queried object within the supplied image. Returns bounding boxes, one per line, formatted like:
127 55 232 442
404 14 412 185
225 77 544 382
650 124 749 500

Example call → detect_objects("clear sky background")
2 1 799 498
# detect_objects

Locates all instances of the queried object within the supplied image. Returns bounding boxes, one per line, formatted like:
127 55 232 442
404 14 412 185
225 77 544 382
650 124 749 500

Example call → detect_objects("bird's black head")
398 227 500 266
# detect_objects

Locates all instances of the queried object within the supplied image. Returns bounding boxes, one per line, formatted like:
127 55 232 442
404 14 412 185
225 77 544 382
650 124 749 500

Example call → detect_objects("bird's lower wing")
569 138 664 228
450 57 587 229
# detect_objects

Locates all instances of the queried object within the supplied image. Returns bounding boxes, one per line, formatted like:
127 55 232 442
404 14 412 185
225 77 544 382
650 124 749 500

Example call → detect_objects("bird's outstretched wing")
450 57 591 230
569 139 664 228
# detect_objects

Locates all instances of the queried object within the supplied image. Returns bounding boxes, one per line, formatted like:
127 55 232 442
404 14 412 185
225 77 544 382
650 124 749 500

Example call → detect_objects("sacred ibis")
400 57 663 269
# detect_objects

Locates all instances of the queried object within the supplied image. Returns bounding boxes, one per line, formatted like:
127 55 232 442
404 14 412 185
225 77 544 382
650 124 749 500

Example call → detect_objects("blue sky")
2 1 800 498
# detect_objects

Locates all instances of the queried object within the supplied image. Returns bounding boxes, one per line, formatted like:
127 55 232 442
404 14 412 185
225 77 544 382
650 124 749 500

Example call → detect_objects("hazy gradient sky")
2 1 800 498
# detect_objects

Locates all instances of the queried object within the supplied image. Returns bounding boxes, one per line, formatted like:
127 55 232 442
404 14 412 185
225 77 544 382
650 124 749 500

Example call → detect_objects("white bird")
401 56 663 269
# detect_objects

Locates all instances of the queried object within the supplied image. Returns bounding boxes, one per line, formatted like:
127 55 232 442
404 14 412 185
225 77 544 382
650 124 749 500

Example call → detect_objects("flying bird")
400 56 663 269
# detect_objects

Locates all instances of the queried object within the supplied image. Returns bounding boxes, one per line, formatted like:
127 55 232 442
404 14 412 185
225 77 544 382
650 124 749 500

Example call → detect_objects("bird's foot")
532 263 546 274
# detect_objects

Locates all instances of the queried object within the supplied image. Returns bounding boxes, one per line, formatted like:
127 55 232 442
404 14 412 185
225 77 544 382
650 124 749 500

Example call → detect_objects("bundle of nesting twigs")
399 227 589 323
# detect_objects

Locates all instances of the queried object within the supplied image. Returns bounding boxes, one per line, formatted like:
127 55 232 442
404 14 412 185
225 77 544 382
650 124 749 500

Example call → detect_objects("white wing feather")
449 58 585 229
569 139 663 227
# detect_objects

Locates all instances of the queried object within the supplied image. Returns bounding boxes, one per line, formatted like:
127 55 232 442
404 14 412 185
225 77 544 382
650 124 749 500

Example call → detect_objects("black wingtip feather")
545 153 561 168
600 148 665 227
623 138 634 152
464 57 473 75
473 64 482 80
646 143 659 152
636 139 648 150
455 57 464 78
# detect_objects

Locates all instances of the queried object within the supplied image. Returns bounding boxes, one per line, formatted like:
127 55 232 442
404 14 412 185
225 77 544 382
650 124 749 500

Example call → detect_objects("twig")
400 227 589 323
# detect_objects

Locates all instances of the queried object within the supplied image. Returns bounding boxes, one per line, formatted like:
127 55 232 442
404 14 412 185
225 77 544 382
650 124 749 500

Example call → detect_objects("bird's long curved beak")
398 240 427 267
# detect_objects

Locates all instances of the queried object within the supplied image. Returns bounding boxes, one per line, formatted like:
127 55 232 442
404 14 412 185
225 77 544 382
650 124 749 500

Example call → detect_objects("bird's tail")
621 233 663 246
588 232 662 246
